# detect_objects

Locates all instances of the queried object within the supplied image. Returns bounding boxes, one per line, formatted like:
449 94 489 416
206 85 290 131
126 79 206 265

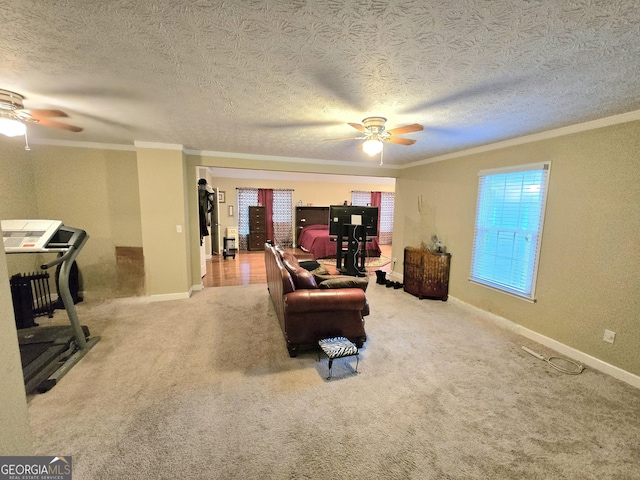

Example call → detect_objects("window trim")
469 161 551 302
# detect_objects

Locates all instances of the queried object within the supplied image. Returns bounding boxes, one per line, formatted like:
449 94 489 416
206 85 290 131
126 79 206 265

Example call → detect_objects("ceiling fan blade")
386 137 416 146
26 109 69 119
323 136 365 142
34 118 83 132
348 123 366 133
386 123 424 135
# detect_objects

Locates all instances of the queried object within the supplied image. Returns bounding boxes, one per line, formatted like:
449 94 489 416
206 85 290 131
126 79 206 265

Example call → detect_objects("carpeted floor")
27 283 640 479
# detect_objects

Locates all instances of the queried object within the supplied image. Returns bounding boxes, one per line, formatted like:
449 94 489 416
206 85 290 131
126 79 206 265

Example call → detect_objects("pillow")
310 266 330 284
298 260 321 271
319 276 369 291
310 265 329 275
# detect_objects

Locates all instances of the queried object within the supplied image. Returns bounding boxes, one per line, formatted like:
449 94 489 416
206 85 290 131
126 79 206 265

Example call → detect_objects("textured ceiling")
1 0 640 166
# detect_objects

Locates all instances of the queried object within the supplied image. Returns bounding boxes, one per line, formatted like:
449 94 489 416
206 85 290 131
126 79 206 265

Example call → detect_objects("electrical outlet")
603 329 616 344
392 257 397 264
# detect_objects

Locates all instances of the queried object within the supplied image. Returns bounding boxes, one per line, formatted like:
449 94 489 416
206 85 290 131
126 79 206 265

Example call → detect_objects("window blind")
470 162 550 300
351 190 395 245
237 188 293 249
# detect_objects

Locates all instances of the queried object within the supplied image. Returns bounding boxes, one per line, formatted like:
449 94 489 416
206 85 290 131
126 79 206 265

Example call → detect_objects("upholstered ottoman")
318 336 359 379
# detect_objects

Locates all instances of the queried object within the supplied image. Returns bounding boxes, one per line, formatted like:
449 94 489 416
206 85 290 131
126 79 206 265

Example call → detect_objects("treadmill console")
2 219 63 253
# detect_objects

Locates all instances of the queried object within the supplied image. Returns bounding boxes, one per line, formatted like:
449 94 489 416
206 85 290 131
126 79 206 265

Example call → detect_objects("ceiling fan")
0 89 83 149
324 116 424 156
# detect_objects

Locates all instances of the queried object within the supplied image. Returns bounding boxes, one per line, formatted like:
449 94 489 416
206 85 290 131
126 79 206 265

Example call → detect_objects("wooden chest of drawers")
248 206 267 250
403 247 451 301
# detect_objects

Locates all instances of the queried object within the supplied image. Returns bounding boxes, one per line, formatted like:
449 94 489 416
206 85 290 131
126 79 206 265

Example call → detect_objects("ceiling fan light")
0 117 26 137
362 139 383 156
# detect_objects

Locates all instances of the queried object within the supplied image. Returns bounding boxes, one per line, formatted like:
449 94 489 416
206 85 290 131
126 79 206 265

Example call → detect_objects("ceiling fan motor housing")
362 116 387 132
0 90 25 111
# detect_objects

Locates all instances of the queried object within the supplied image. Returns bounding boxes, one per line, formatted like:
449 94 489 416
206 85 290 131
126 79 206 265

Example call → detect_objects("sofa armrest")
284 289 366 314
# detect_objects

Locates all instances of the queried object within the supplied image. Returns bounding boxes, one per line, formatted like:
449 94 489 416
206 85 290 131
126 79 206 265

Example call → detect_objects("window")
378 192 395 245
237 188 293 249
272 189 293 248
351 191 395 245
470 162 550 301
237 188 258 250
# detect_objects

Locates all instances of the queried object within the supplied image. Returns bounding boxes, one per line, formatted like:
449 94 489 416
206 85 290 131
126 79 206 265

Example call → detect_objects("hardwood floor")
202 244 393 287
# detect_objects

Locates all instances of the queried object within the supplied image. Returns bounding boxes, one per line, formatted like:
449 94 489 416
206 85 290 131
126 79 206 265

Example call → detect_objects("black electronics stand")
335 223 367 277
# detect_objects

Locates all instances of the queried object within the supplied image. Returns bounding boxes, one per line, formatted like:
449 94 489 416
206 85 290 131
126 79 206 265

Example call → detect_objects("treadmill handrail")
41 248 75 270
39 228 87 269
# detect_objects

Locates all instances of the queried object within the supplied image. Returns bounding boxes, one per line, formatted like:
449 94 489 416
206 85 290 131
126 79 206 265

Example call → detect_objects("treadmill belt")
19 343 51 368
18 325 89 345
17 325 91 393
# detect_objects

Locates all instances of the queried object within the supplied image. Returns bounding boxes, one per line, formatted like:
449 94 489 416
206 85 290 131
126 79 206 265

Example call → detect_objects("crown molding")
30 139 136 151
133 141 184 151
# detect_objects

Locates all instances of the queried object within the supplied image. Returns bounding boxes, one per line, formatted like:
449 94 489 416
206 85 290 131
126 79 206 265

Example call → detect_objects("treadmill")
2 219 100 394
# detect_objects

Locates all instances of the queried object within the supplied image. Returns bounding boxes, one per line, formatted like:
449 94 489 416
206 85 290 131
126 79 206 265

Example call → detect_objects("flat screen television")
329 205 379 237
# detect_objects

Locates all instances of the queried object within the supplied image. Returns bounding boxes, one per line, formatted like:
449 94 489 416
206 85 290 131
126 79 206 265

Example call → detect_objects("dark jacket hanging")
198 179 214 245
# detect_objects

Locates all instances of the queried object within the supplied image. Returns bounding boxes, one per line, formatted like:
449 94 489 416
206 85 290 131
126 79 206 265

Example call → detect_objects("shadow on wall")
404 196 437 247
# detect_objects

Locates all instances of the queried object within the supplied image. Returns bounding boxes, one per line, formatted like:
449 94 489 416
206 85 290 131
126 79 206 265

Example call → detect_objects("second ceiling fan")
325 116 424 156
0 89 83 134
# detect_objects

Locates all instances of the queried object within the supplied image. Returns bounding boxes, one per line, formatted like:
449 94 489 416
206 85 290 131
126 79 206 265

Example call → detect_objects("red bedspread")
297 224 381 259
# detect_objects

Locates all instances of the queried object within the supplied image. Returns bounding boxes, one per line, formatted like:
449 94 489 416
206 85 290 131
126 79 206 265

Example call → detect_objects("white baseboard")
449 296 640 389
149 289 193 302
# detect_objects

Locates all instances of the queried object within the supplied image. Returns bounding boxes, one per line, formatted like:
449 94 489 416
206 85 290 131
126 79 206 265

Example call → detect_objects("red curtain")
258 188 274 243
370 191 382 237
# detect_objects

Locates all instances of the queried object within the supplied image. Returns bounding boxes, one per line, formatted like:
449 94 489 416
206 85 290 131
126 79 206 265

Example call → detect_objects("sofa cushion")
319 276 369 291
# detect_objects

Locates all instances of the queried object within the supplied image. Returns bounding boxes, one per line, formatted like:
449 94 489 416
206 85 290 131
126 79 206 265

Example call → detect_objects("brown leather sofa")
264 243 368 357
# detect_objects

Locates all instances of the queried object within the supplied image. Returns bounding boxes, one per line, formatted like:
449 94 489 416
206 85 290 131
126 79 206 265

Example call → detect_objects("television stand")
336 224 367 277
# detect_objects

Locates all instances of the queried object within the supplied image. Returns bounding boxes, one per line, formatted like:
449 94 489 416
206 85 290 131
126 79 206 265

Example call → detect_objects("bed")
295 206 381 259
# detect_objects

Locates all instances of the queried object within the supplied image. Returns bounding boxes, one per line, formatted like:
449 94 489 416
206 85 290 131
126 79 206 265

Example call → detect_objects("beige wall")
31 146 142 296
2 142 143 296
394 120 640 376
137 146 192 297
0 141 40 274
